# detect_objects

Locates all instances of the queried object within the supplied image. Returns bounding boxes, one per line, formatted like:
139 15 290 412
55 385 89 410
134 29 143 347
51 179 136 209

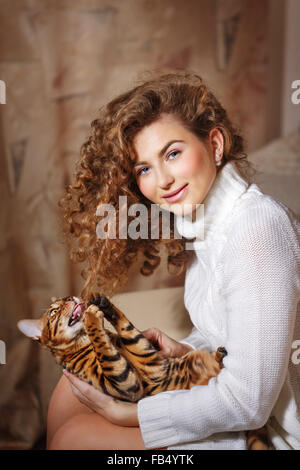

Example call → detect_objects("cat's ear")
51 296 57 302
17 319 42 340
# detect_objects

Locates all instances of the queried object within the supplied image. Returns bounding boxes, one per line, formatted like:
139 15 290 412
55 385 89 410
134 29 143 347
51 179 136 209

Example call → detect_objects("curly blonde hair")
58 71 250 299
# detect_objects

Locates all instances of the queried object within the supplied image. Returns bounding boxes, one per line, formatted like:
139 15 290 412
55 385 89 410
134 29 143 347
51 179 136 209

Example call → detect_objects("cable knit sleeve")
179 326 211 351
137 198 300 449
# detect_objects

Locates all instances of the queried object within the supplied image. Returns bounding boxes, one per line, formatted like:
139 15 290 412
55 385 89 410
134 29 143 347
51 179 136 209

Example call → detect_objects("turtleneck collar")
175 161 250 244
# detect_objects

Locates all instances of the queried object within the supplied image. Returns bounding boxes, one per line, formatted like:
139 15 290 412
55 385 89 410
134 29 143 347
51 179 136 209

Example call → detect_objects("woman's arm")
55 329 193 431
47 329 192 444
137 203 300 449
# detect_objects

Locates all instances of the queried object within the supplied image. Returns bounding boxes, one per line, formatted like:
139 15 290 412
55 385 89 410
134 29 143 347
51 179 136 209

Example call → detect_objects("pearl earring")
215 153 222 167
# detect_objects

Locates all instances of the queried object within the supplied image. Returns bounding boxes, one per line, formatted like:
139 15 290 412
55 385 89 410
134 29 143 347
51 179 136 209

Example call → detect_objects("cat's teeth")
68 302 85 327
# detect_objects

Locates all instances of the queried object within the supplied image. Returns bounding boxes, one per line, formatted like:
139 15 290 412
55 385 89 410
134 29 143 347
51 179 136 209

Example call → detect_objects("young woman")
47 72 300 450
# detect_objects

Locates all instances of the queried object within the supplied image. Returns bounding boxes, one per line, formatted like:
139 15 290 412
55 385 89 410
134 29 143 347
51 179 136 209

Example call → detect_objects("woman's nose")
157 168 175 189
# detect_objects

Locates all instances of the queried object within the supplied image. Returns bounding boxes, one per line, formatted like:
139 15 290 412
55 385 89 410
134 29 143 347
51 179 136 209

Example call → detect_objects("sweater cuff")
137 392 179 449
179 340 196 350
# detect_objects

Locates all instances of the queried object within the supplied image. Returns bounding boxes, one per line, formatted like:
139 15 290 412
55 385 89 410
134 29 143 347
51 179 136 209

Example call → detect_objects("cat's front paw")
88 292 110 309
84 305 104 326
85 304 100 315
87 293 118 324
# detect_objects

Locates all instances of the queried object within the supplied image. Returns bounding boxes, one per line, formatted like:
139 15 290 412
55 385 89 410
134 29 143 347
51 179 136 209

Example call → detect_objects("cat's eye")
49 308 58 317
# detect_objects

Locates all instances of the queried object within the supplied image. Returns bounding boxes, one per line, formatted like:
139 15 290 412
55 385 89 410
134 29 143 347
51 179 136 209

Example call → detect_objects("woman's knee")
48 413 91 450
47 412 146 450
46 375 90 447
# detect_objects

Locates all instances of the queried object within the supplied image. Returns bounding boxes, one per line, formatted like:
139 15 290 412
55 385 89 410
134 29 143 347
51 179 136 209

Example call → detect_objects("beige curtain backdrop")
0 0 271 449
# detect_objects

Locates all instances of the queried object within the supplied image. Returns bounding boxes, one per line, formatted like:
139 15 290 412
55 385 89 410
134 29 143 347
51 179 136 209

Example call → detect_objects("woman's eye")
49 308 58 317
136 167 149 177
136 151 180 177
167 150 180 160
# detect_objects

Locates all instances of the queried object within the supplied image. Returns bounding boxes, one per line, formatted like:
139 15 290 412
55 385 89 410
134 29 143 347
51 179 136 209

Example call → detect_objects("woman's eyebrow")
134 139 184 167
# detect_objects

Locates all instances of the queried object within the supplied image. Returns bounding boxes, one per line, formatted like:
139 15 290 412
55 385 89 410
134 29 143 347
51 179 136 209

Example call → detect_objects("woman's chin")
164 202 201 218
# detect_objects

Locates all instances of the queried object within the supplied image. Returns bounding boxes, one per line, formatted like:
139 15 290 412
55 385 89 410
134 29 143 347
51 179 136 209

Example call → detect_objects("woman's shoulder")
228 183 300 256
234 182 299 227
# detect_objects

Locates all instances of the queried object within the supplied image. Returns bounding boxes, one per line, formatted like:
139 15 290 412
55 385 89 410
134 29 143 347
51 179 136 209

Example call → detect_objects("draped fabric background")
0 0 298 450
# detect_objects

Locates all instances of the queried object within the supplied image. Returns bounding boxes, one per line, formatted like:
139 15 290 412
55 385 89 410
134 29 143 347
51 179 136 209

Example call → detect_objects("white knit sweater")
137 161 300 450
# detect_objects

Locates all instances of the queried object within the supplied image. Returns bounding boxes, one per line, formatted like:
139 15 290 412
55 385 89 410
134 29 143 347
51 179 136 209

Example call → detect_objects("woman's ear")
17 319 42 341
209 128 224 157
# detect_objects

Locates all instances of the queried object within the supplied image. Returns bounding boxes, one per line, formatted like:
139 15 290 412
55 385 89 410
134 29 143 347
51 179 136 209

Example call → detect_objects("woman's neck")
175 161 250 242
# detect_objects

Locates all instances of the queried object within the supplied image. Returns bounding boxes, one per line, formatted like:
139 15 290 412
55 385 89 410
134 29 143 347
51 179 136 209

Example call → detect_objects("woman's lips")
163 183 188 203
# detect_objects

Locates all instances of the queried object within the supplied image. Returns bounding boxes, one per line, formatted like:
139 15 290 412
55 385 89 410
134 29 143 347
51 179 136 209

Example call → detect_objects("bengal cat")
17 293 270 450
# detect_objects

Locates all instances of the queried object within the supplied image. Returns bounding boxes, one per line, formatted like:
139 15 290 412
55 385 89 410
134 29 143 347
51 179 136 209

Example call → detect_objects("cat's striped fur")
17 293 270 450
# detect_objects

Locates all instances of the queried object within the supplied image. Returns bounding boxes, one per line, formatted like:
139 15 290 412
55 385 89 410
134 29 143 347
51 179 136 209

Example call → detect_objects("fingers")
63 369 88 393
142 327 164 347
63 370 111 410
142 327 160 341
62 370 139 426
142 328 166 353
142 329 190 358
142 328 173 357
63 370 92 404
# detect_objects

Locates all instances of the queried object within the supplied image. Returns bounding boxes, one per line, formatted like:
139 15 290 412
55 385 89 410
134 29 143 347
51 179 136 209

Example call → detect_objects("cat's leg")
143 346 227 394
215 346 227 368
88 294 164 379
87 296 231 398
83 305 143 402
88 294 158 355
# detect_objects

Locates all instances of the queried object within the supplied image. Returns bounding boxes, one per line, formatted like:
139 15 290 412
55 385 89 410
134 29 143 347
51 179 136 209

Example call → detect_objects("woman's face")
132 113 224 217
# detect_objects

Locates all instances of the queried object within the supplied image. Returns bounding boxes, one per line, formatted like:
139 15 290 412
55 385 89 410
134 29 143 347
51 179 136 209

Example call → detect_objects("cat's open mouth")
68 301 85 327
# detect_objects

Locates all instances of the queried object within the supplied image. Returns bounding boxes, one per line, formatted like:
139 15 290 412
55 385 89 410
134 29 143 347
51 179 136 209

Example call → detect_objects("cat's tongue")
68 302 85 326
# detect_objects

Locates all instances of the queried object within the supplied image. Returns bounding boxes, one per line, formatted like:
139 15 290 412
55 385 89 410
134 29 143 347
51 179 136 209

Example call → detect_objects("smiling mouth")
163 183 189 202
68 301 85 327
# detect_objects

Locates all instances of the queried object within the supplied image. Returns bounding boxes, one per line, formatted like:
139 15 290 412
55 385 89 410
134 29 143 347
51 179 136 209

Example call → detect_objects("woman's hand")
63 370 139 427
62 330 192 427
142 327 194 358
